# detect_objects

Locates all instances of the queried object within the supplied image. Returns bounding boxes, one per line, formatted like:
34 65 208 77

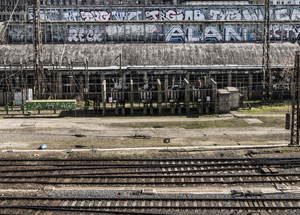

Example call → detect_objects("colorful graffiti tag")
8 23 300 43
66 25 253 42
28 6 300 21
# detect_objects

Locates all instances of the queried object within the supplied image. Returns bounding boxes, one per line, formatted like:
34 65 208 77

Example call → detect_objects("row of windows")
0 0 167 9
36 0 162 5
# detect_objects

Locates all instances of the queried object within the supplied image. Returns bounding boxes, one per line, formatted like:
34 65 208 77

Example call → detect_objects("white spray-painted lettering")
111 11 142 20
67 28 103 43
273 83 290 91
63 11 81 21
27 6 300 21
80 10 111 21
165 26 251 42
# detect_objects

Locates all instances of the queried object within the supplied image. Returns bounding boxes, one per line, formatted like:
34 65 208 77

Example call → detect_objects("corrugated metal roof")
0 43 299 68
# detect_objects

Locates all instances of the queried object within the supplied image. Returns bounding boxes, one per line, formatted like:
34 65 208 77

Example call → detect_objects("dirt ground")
0 113 290 151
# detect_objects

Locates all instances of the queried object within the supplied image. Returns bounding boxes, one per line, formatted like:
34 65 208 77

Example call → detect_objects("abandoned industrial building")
0 1 300 115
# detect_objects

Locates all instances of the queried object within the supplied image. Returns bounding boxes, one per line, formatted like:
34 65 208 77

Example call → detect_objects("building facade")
0 3 299 106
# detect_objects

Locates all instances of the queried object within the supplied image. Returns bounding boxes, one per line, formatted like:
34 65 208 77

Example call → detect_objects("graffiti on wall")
66 25 251 43
28 6 300 21
165 26 252 42
145 10 185 20
27 102 76 110
67 24 162 42
67 28 104 42
8 24 300 42
273 83 290 91
80 10 111 21
8 26 33 41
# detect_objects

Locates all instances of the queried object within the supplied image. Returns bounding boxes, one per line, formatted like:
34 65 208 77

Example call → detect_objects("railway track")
1 197 300 214
0 172 299 185
1 157 300 172
0 157 299 186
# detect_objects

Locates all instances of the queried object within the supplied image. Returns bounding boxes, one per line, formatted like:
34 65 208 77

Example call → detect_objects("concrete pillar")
170 103 175 115
197 102 202 113
143 103 147 115
164 74 168 104
85 70 89 101
210 78 217 113
270 70 273 99
69 75 74 98
184 78 190 115
157 79 162 115
291 81 295 99
249 71 253 100
115 103 119 115
143 72 147 82
100 73 105 84
122 106 125 115
15 76 20 89
101 80 106 116
228 72 232 87
79 75 84 101
178 104 181 115
58 74 62 99
206 71 211 84
150 103 153 115
186 73 189 83
201 89 204 113
130 79 134 116
122 73 126 89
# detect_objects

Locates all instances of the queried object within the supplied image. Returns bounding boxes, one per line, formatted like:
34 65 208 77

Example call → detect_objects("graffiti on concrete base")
27 102 76 110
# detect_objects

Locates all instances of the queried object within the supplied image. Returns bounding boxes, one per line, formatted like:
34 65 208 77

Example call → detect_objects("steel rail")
0 172 298 179
0 157 299 162
1 160 300 167
0 197 299 201
0 166 265 177
0 205 178 215
1 205 299 210
0 161 298 173
1 178 300 184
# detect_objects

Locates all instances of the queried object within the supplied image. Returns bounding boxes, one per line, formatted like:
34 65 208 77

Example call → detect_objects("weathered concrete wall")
0 43 299 67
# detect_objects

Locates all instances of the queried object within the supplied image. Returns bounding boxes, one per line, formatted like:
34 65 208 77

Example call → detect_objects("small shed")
226 87 239 110
218 89 230 113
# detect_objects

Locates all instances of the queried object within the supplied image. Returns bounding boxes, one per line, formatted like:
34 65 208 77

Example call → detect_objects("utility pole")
291 51 300 146
32 0 42 100
262 0 271 101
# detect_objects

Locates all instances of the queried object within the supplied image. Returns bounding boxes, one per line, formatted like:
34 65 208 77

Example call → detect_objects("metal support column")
32 0 43 100
290 51 300 146
157 79 162 115
102 80 106 117
262 0 271 101
184 78 190 115
130 79 134 116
